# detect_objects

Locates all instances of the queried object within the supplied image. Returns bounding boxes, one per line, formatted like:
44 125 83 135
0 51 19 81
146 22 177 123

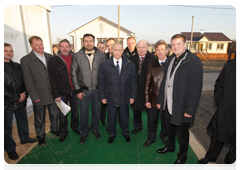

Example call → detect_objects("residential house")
181 32 232 60
67 16 135 52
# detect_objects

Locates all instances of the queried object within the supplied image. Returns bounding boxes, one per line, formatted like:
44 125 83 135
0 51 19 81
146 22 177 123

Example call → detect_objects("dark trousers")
107 104 129 137
100 103 107 124
4 107 31 153
133 109 142 130
163 105 190 160
101 103 129 127
205 136 225 162
59 92 80 136
147 107 159 141
159 113 168 140
33 102 59 139
79 89 100 135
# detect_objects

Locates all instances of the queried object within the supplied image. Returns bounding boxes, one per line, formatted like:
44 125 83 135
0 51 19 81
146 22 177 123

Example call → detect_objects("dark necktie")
141 56 145 62
116 61 120 75
160 62 165 66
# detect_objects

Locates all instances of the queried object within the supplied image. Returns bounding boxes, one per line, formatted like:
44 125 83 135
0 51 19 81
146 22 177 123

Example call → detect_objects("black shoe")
21 138 38 144
8 151 19 160
73 129 81 135
80 135 87 144
198 158 210 164
124 135 131 143
93 131 101 139
131 128 142 134
51 130 60 137
106 127 109 132
38 137 46 146
101 121 107 126
174 158 187 164
59 135 67 143
108 136 115 144
156 147 175 154
143 140 155 147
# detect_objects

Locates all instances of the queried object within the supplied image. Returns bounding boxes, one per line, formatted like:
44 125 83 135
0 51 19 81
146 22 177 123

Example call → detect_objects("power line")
169 5 235 10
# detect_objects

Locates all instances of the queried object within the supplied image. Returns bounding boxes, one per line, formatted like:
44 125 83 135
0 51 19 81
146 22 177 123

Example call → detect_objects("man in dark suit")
21 36 60 146
130 40 156 134
98 42 137 144
48 39 81 143
156 34 203 164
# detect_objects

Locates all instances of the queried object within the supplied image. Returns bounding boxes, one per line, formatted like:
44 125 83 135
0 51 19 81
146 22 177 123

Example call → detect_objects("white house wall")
207 42 228 53
4 5 52 63
69 18 132 51
23 5 52 54
4 5 28 63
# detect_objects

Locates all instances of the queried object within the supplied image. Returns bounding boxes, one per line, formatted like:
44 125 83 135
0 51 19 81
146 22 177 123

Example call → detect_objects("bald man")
98 42 137 144
129 40 156 134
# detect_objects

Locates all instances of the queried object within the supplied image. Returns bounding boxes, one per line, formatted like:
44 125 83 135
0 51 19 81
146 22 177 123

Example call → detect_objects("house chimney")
200 29 204 34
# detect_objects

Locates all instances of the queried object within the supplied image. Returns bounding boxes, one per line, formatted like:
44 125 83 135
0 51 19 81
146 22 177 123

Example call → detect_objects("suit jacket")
130 51 156 111
20 51 54 105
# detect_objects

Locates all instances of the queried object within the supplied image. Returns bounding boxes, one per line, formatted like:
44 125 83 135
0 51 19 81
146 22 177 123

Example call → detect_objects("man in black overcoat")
198 58 236 164
129 40 156 134
156 34 203 164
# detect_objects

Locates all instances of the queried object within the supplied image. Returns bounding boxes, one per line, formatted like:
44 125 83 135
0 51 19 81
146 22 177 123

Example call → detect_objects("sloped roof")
68 16 135 35
181 32 231 42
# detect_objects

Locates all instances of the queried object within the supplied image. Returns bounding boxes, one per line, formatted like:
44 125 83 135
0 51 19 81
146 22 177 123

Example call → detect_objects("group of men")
6 32 234 164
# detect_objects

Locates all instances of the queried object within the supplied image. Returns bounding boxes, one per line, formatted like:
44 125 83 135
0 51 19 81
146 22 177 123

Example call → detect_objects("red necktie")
141 56 145 61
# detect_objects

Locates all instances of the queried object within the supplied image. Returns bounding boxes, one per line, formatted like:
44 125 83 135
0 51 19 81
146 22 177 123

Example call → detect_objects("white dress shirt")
158 58 167 65
113 57 122 73
33 51 46 66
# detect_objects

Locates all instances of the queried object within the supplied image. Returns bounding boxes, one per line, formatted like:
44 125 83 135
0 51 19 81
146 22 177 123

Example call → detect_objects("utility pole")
190 16 194 51
118 5 120 42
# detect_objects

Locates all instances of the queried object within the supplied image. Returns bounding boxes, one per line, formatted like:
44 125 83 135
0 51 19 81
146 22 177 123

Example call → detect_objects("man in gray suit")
21 36 59 146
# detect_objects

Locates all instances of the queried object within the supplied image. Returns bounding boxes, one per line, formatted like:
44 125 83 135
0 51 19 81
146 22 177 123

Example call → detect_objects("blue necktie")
116 61 120 75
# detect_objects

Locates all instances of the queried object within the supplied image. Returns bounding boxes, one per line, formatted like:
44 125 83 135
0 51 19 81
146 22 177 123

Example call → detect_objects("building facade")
68 16 135 52
181 32 232 60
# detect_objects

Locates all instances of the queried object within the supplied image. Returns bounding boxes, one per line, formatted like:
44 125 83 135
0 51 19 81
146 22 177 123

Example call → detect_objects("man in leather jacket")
4 43 38 160
143 40 168 147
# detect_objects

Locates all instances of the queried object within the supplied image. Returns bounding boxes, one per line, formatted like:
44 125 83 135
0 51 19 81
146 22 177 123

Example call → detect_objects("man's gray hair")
136 40 149 47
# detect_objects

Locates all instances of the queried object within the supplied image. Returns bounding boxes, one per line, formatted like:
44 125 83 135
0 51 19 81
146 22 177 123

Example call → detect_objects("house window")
208 43 212 50
217 44 224 50
191 43 197 49
114 38 124 46
97 38 107 43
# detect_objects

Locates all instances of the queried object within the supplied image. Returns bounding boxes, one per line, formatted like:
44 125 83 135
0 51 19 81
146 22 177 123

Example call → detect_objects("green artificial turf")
18 106 199 164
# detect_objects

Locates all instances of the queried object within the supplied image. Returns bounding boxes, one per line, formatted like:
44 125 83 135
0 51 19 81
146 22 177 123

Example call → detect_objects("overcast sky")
49 5 236 44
